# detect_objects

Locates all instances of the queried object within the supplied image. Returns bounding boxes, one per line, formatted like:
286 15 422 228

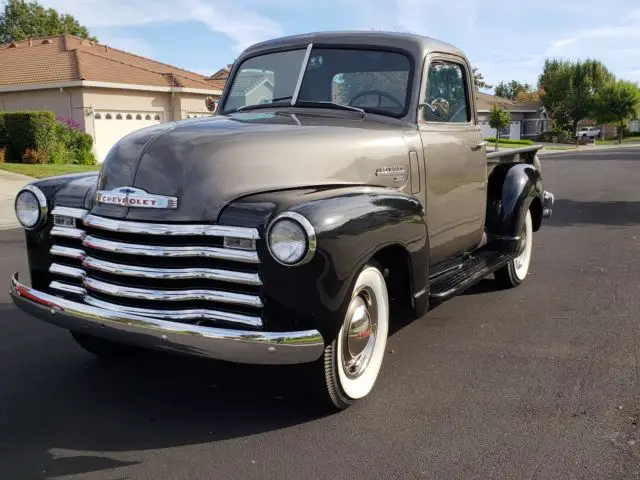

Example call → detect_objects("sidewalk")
487 141 640 156
0 169 33 230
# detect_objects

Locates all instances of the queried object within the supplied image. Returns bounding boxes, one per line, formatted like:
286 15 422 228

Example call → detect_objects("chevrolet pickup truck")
10 31 554 410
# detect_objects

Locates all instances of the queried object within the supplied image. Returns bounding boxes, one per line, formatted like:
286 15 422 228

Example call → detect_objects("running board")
429 248 517 301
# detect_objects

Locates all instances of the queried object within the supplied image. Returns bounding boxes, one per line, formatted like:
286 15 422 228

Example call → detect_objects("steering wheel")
349 89 403 109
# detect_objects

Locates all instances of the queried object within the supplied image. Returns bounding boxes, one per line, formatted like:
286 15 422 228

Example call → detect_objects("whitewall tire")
320 262 389 410
494 208 533 288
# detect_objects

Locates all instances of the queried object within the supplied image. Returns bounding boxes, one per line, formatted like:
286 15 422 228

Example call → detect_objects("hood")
92 111 412 222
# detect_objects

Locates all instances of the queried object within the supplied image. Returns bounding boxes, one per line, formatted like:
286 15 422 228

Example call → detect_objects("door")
418 56 487 265
93 111 162 163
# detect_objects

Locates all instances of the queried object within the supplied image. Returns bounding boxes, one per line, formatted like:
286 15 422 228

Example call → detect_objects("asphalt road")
1 147 639 480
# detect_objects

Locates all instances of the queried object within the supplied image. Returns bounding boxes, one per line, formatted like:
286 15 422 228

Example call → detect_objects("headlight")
15 185 47 230
267 212 316 266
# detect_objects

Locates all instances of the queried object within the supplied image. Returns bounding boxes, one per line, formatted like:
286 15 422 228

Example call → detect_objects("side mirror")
430 98 450 117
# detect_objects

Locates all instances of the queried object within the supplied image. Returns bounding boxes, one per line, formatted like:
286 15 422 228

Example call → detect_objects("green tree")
488 105 511 150
538 58 614 134
494 80 532 100
472 67 492 90
591 80 640 143
0 0 97 44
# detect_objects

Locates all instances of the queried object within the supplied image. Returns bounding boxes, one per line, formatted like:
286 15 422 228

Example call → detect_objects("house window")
116 113 123 120
136 114 142 120
423 60 470 123
105 113 112 120
126 114 132 120
94 113 102 119
154 115 161 120
145 114 151 120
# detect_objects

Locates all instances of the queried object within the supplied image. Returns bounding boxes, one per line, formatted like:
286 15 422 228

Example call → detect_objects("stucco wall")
0 87 86 129
178 92 218 118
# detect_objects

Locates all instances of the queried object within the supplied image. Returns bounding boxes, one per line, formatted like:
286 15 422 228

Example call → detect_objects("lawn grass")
0 163 100 179
595 136 640 145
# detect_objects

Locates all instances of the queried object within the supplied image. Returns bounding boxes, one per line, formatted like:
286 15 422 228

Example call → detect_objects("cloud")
38 0 283 53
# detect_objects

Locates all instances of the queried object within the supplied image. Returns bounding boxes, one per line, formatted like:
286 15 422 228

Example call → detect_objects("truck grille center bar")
48 207 265 329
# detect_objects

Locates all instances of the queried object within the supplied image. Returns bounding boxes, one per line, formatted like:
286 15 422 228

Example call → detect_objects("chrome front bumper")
543 190 554 218
9 273 325 365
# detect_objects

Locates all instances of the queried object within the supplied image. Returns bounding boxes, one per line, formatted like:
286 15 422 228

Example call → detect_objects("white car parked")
576 126 600 139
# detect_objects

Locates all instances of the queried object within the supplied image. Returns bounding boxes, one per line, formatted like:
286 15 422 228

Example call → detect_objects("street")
0 147 639 480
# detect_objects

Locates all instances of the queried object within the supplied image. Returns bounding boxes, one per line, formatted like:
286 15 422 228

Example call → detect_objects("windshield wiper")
293 101 365 116
227 96 293 113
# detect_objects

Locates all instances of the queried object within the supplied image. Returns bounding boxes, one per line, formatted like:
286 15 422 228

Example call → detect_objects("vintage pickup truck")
10 31 554 410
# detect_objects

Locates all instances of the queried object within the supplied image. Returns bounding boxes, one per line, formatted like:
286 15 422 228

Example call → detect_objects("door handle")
472 141 487 150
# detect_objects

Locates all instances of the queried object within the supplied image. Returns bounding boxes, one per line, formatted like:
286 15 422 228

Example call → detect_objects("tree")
591 80 640 143
472 67 492 90
513 90 540 103
488 105 511 150
0 0 97 44
538 58 614 134
494 80 532 100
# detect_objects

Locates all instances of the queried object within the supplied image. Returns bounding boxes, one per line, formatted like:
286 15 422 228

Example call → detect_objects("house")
475 92 551 141
0 35 223 162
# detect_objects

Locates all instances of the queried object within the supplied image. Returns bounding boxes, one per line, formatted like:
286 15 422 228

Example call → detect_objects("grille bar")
84 276 264 308
51 245 85 260
84 296 263 327
50 281 86 296
83 214 259 239
49 263 85 279
82 256 262 285
52 226 86 240
52 206 89 219
83 235 260 264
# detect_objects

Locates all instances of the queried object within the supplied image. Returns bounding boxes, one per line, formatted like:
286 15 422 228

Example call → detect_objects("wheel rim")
514 211 533 279
342 286 378 379
334 266 389 400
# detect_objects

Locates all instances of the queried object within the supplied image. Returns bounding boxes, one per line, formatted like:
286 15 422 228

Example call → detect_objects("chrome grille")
48 206 263 329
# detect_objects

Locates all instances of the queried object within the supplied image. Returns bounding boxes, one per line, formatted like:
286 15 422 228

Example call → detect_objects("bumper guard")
9 273 325 365
543 190 554 218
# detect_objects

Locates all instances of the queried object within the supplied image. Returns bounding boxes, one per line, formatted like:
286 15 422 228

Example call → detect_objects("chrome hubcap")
342 287 377 379
515 222 528 268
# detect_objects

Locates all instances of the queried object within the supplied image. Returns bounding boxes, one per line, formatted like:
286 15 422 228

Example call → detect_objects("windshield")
221 47 412 117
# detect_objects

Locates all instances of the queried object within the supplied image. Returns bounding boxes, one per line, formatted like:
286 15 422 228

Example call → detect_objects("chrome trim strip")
83 235 260 264
10 273 323 365
266 211 317 266
50 281 87 296
83 214 259 240
51 206 88 219
16 184 48 230
84 296 263 328
50 245 86 260
82 256 262 286
83 277 263 308
49 263 86 279
291 42 313 106
51 226 86 240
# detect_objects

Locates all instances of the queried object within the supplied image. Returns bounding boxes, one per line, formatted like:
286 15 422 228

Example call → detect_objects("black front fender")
486 163 543 244
219 186 428 341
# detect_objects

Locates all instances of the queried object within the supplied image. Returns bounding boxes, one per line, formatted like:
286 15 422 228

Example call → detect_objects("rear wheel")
317 262 390 411
494 209 533 288
70 331 141 359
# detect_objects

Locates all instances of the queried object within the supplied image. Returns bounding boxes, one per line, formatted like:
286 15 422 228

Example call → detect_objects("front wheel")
318 262 390 411
494 209 533 288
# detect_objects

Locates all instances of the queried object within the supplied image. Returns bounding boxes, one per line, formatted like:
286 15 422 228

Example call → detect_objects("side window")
423 60 470 123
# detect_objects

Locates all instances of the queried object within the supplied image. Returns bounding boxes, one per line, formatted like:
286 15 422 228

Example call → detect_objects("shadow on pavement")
545 199 640 227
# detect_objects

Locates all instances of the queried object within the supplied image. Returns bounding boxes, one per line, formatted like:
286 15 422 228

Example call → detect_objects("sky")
39 0 640 91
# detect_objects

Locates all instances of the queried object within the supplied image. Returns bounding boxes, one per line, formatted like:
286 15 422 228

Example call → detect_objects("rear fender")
486 163 543 246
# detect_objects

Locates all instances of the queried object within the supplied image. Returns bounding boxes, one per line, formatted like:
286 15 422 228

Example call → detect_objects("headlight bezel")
14 184 48 230
266 211 316 266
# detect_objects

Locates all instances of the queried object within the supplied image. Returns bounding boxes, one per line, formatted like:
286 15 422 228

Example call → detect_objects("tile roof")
0 35 220 91
475 91 541 112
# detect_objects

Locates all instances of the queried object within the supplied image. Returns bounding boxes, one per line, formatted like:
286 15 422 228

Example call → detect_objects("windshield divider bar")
291 43 313 106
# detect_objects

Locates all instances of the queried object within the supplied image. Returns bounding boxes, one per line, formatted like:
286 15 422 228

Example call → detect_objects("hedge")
0 111 96 165
484 137 534 146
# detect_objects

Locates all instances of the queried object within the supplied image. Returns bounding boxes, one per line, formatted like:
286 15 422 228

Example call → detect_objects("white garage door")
93 111 163 163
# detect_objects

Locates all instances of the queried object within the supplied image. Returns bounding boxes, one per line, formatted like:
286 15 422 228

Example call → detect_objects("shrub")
484 137 534 146
22 148 49 164
1 111 57 162
0 147 5 164
49 142 75 164
0 115 8 149
54 120 96 165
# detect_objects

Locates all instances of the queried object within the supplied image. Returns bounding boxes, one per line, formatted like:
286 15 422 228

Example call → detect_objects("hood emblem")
95 187 178 209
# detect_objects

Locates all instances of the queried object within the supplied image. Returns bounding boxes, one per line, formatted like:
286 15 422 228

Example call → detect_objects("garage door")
93 111 163 163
